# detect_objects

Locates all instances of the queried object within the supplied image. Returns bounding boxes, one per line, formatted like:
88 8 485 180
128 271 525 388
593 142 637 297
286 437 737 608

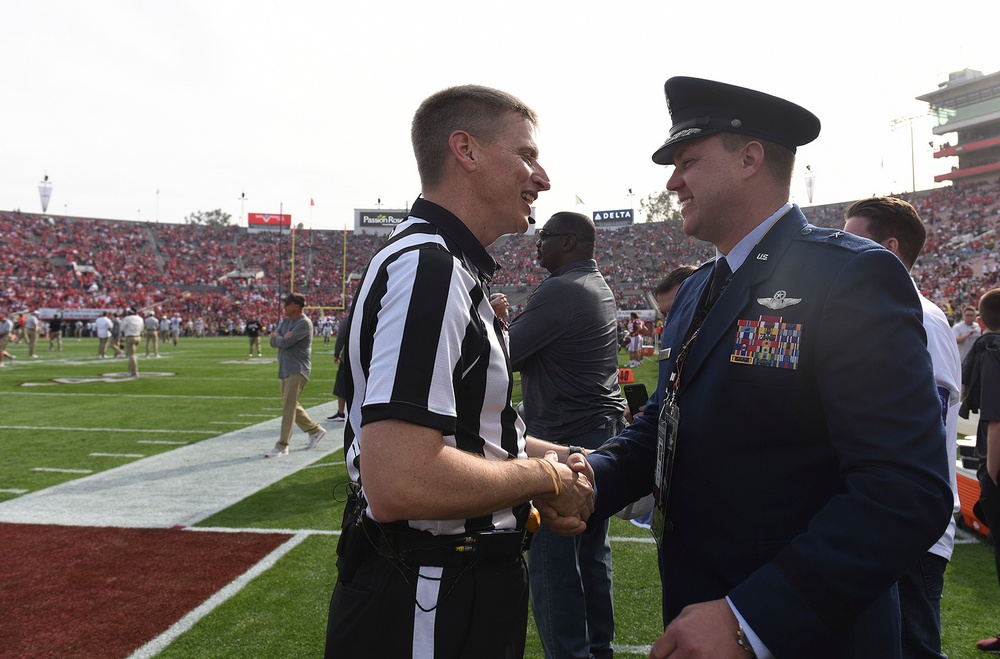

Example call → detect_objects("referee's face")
476 114 550 241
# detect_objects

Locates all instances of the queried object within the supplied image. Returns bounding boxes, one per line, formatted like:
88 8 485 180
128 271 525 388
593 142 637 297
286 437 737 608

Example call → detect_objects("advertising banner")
355 209 409 229
593 208 634 227
248 213 292 229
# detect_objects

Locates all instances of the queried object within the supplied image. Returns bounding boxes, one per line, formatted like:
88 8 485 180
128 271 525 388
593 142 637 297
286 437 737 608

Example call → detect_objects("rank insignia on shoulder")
731 315 802 370
757 290 801 310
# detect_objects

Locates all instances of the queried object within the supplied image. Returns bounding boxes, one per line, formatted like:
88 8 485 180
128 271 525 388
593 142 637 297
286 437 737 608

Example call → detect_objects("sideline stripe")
91 453 145 458
188 526 340 536
0 489 29 494
609 535 656 544
0 392 327 402
32 468 93 474
0 426 217 435
955 526 981 545
238 414 274 417
209 422 246 425
128 532 312 659
615 644 654 654
137 440 188 445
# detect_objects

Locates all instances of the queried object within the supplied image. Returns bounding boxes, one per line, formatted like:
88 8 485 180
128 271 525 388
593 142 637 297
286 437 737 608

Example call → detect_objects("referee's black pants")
325 550 528 658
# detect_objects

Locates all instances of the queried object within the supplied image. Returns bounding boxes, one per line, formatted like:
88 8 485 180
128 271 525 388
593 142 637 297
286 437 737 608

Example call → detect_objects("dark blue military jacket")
589 207 952 658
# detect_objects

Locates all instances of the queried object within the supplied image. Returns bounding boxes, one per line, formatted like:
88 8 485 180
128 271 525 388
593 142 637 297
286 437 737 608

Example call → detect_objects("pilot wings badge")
757 290 802 310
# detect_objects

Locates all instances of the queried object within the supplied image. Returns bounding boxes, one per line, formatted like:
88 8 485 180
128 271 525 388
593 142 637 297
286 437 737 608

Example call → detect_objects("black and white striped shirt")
345 197 529 536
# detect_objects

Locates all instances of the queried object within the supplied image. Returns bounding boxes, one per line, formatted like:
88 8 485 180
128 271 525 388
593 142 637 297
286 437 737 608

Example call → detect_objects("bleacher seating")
2 178 997 330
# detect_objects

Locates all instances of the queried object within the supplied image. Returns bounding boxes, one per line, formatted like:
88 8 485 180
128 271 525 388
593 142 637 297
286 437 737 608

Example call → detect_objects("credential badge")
757 290 802 310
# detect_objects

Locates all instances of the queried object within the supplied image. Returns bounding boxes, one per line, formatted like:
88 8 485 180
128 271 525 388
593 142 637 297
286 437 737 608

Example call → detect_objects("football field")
0 336 996 657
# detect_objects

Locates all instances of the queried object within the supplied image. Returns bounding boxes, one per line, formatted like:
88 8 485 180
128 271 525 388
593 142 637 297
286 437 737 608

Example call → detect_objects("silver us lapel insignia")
757 290 801 310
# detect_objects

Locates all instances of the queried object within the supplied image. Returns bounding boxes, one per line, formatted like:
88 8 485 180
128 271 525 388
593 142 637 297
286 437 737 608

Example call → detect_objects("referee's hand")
535 452 594 526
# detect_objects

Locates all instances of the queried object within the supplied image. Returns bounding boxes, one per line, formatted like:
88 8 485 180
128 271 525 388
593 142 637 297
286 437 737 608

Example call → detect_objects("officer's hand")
649 599 746 658
537 451 594 522
565 451 595 489
534 498 586 536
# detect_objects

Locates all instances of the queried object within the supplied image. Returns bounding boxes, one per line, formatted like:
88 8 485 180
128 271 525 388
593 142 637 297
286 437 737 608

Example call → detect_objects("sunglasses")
536 229 574 241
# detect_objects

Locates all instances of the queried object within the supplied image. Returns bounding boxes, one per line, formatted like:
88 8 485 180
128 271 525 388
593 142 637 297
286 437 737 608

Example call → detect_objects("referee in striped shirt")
325 85 598 659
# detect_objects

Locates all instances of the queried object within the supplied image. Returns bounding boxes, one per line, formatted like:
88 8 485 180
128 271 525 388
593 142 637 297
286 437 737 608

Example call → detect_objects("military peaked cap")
652 76 821 164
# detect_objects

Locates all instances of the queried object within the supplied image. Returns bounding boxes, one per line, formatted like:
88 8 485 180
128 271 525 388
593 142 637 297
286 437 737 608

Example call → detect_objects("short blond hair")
411 85 538 189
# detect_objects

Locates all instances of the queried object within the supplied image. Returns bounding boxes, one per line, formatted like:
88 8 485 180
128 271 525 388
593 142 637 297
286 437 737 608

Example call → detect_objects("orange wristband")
531 457 561 497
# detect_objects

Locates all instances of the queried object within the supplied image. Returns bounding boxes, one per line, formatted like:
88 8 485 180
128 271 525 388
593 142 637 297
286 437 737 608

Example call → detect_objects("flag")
575 195 585 205
310 198 315 206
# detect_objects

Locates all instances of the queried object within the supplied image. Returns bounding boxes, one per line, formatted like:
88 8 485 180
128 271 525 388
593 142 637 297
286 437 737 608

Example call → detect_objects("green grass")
1 338 997 657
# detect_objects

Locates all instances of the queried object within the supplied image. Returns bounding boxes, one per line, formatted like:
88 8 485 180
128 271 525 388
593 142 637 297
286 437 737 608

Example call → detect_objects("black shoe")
326 412 345 421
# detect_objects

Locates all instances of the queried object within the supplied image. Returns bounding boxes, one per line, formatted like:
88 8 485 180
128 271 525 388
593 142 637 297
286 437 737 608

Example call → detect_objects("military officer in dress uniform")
575 77 952 658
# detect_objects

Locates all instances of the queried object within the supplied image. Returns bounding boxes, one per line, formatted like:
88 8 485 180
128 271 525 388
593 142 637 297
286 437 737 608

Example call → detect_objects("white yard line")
128 532 312 659
0 392 327 401
187 526 340 536
0 403 343 528
0 425 217 434
955 526 982 545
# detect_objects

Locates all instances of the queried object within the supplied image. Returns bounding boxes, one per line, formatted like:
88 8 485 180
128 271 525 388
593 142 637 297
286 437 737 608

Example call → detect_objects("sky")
2 1 999 231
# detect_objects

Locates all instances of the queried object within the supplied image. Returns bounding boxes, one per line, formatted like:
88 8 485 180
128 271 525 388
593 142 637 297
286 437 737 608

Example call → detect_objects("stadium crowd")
1 178 997 330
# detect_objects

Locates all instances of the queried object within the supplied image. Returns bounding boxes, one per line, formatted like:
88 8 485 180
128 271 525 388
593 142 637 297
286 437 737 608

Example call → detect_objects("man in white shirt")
94 312 114 359
954 306 982 364
170 314 182 345
844 196 961 659
120 308 144 377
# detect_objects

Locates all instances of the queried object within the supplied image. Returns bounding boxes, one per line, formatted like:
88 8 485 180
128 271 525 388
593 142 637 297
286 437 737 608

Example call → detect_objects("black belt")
362 516 529 568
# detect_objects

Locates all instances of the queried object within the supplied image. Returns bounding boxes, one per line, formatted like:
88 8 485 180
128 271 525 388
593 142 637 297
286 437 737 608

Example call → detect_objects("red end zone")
0 524 292 657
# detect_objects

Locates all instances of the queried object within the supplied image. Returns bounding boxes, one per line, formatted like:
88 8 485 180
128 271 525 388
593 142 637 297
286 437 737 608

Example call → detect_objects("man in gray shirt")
144 311 160 358
508 211 625 659
265 292 326 458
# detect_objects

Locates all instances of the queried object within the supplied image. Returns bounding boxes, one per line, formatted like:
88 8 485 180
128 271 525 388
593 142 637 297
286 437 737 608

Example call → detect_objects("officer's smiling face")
666 134 743 246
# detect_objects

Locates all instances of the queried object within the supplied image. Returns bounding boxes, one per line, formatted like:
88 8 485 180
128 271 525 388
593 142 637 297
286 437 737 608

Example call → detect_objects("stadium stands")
2 179 997 329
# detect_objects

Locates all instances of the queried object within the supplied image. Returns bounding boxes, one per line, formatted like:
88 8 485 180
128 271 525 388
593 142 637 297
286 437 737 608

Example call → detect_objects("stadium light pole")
891 114 922 193
38 173 52 213
238 191 247 228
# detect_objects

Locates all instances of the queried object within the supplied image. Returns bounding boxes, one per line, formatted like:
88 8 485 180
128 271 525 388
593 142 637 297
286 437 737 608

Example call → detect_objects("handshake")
531 450 596 536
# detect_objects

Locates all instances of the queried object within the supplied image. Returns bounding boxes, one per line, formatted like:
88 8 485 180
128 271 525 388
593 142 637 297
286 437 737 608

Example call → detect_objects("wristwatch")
567 445 588 457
